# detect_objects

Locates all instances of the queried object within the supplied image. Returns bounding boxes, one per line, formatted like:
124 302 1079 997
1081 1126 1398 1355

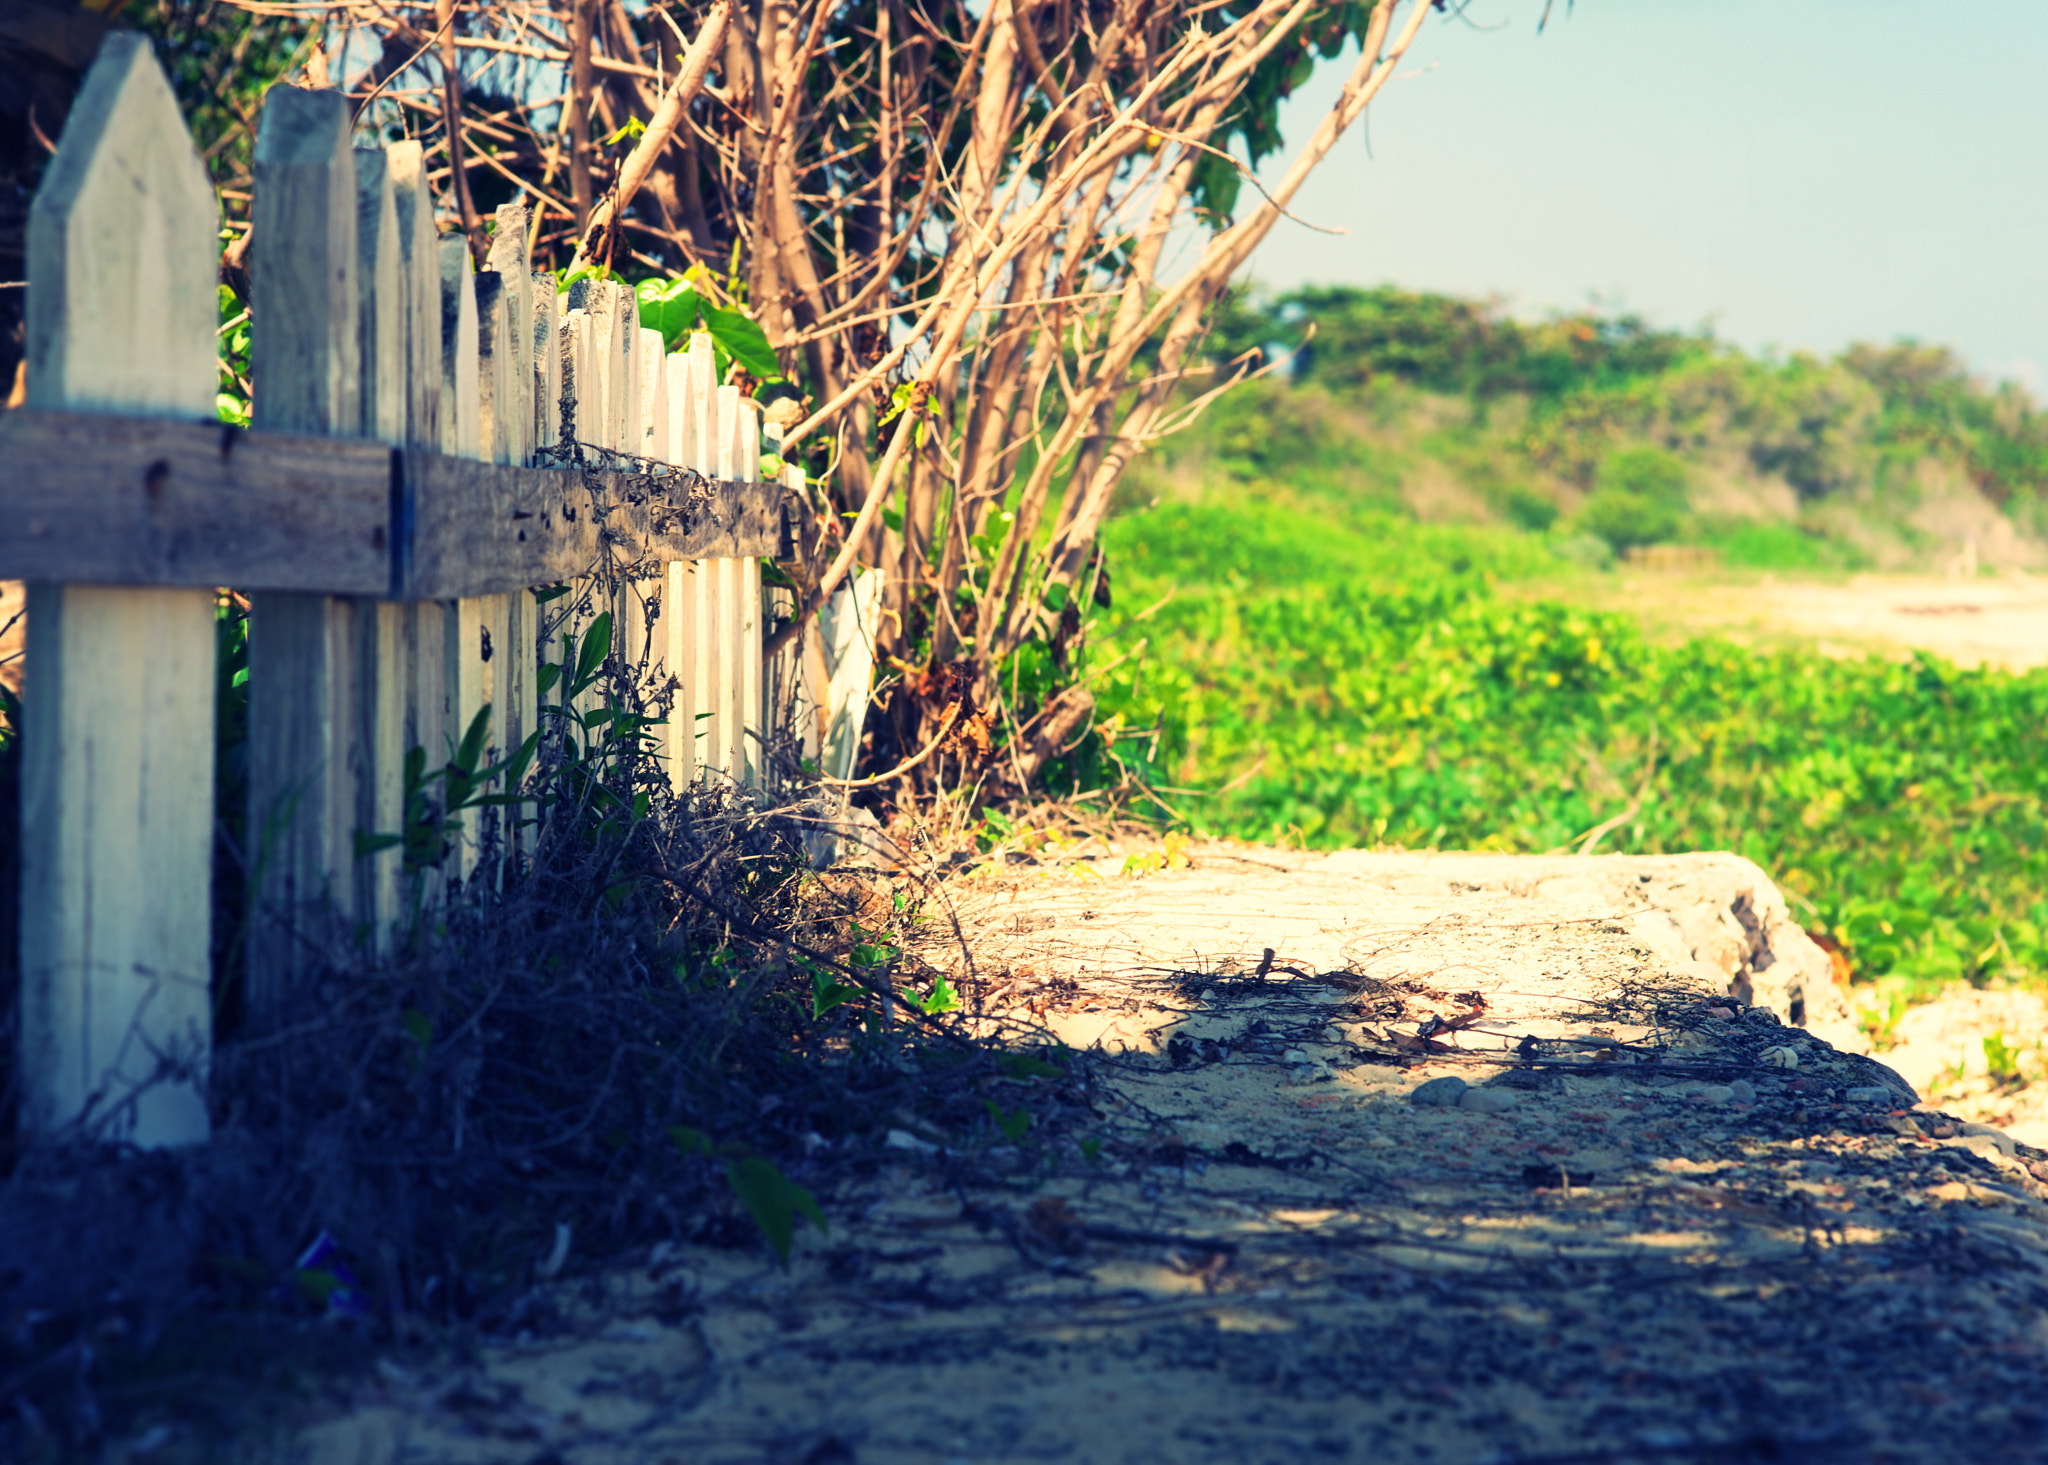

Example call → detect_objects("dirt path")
285 849 2048 1465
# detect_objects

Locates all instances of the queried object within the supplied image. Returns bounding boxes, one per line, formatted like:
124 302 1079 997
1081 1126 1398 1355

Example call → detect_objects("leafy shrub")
1576 446 1689 550
1502 486 1559 533
1230 284 1705 400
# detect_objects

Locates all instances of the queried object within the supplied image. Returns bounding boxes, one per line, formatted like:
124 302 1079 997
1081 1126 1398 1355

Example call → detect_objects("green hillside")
1082 287 2048 999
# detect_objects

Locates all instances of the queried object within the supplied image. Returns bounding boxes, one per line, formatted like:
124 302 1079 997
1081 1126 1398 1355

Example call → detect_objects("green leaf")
572 612 613 693
983 1100 1032 1143
811 966 863 1019
724 1156 826 1266
702 304 780 380
919 974 961 1015
666 1124 711 1156
997 1051 1066 1080
454 704 492 776
637 279 704 351
401 1007 433 1054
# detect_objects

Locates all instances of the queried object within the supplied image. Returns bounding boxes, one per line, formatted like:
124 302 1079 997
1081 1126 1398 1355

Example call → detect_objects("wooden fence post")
18 33 218 1144
245 83 361 1021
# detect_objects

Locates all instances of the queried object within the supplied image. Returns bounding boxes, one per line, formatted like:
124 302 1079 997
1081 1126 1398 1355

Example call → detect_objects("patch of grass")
1089 500 2048 1000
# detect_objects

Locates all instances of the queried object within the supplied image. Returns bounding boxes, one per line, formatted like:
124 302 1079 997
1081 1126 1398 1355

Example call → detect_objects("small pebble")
2028 1161 2048 1184
1707 1007 1735 1020
1728 1079 1756 1103
1694 1085 1734 1104
1959 1122 2017 1157
1459 1088 1518 1114
1410 1075 1469 1107
1842 1086 1891 1104
1758 1045 1800 1069
884 1128 938 1154
1282 1048 1310 1065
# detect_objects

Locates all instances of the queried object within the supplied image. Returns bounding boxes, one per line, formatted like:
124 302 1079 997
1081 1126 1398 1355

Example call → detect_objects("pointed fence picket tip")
252 83 359 438
27 31 214 419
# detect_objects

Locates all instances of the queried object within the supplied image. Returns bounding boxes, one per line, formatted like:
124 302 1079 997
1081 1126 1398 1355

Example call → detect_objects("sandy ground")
1870 985 2048 1149
1557 570 2048 672
268 848 2048 1465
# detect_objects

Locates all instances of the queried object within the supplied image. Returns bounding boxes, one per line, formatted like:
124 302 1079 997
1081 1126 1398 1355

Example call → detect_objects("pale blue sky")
1243 1 2048 391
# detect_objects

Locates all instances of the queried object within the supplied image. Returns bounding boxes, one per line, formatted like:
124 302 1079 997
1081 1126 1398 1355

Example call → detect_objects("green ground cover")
1089 499 2048 995
1078 288 2048 997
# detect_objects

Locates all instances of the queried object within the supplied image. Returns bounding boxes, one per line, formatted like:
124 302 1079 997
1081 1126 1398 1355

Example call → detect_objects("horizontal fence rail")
4 33 817 1151
0 410 785 597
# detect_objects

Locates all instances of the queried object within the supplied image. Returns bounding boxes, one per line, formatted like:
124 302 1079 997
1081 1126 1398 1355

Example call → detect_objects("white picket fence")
4 34 812 1150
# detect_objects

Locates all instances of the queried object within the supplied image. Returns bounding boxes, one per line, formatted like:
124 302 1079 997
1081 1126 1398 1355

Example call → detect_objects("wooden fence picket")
738 401 764 784
17 33 219 1145
389 142 441 453
438 236 480 459
245 82 363 1018
354 145 409 941
678 333 719 787
637 327 668 466
7 32 794 1148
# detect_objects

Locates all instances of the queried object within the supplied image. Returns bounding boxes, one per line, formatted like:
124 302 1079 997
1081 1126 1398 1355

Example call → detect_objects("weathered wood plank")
0 410 391 592
487 202 532 465
0 410 778 594
388 141 441 453
354 147 404 444
18 32 218 1145
533 278 559 454
246 83 363 1016
353 145 409 940
439 236 480 458
637 328 668 465
739 399 762 786
402 458 777 598
681 335 719 784
476 270 511 466
612 283 638 455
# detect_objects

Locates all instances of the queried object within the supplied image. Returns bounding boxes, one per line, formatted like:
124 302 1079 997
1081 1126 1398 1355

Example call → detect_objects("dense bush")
1213 284 1705 400
1204 285 2047 518
1576 446 1690 550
